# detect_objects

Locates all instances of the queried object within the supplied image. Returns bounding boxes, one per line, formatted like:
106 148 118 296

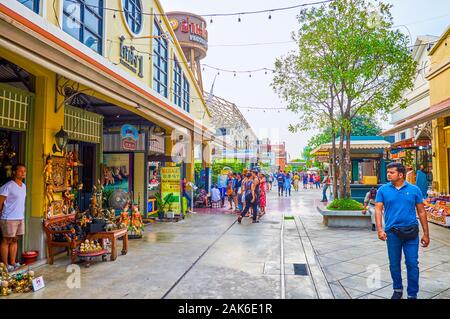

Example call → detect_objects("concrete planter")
317 206 371 228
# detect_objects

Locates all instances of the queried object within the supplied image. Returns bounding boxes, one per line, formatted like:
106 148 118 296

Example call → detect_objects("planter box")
317 206 371 228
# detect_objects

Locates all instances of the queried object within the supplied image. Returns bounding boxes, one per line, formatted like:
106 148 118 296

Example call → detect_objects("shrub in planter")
326 198 364 211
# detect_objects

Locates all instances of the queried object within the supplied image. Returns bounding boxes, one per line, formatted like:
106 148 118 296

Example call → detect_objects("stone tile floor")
3 187 450 299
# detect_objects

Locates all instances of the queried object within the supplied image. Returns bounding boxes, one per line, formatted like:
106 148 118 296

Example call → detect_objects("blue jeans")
322 184 329 201
386 230 420 298
183 192 191 209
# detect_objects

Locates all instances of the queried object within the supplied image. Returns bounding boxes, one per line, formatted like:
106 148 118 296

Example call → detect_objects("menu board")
160 166 181 214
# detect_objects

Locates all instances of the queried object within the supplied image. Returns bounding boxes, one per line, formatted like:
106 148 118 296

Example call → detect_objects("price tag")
32 276 45 291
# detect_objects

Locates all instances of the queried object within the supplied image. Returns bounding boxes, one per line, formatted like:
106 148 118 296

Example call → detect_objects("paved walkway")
5 187 450 299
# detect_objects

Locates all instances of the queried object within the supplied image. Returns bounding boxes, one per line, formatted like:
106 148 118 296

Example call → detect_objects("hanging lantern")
53 126 69 153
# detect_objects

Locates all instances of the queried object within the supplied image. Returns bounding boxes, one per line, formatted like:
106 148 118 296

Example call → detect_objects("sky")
162 0 450 159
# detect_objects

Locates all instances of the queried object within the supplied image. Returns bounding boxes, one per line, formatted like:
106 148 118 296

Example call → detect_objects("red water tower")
166 12 208 93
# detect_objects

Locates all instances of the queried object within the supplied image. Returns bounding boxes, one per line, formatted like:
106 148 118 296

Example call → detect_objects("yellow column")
432 118 449 193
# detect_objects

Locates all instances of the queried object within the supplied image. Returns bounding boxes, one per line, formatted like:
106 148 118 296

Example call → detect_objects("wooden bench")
43 213 81 265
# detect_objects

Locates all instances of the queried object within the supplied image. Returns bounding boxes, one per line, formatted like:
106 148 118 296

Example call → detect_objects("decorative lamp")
53 126 69 153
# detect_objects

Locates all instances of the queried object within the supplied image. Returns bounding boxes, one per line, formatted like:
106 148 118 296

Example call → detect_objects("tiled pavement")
3 187 450 299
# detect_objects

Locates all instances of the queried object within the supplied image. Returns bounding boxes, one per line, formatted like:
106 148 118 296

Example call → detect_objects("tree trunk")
338 126 346 199
331 130 337 200
344 129 352 198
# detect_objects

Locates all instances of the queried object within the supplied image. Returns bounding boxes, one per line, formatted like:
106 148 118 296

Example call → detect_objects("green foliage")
327 198 364 211
155 192 174 213
272 0 416 198
211 159 247 184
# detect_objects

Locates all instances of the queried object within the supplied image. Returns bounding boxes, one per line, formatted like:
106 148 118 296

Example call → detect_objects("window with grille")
122 0 142 34
17 0 40 14
182 75 190 112
173 60 182 107
153 20 168 98
62 0 104 54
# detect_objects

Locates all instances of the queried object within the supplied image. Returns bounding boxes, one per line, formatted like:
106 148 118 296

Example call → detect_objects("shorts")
0 219 25 237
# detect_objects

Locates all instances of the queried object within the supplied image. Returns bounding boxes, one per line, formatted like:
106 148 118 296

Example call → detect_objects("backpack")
277 175 284 183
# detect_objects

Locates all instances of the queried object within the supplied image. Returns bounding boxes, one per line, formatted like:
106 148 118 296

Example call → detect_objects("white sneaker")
7 265 15 272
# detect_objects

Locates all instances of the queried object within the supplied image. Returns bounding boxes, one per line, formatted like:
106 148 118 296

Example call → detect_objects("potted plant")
155 192 174 220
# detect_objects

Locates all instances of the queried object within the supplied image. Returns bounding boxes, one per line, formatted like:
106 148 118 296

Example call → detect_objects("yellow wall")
428 27 450 194
37 0 210 126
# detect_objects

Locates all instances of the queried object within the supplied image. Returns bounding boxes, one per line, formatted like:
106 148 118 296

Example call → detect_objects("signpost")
161 166 182 215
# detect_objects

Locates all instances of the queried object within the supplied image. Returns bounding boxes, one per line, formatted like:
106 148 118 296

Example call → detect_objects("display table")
87 229 128 261
424 200 450 227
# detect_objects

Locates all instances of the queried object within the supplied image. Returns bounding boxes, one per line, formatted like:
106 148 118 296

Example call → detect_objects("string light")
268 11 272 19
238 15 241 22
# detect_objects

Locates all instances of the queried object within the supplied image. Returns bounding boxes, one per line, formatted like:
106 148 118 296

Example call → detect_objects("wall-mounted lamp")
53 126 69 153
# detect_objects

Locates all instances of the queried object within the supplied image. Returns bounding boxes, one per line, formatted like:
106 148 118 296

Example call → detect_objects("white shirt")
211 188 221 202
0 180 26 220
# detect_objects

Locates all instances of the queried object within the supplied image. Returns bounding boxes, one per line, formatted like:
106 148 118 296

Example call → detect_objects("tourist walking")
375 162 430 299
267 173 273 191
415 165 429 200
302 172 308 189
293 172 300 192
0 164 27 272
226 173 236 210
258 172 267 218
277 171 285 196
320 170 330 202
315 173 321 189
284 173 292 197
308 173 314 189
235 173 243 212
238 173 259 224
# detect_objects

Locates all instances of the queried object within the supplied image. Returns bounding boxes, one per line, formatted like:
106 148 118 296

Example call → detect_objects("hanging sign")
121 124 138 151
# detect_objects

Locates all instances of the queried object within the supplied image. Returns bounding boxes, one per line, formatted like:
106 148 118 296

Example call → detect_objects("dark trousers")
241 197 258 221
278 184 284 196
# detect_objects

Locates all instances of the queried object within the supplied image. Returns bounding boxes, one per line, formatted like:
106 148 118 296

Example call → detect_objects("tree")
307 114 382 149
272 0 416 198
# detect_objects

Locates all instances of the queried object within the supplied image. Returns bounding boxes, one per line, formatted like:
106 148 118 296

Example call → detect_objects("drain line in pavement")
161 220 238 299
294 216 337 299
280 214 286 299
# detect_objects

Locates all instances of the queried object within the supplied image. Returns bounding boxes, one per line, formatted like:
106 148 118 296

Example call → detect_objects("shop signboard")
103 153 131 193
161 167 181 214
121 124 138 151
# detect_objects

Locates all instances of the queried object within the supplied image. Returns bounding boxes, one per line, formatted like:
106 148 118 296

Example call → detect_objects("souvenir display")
424 196 450 227
0 263 36 296
79 240 103 254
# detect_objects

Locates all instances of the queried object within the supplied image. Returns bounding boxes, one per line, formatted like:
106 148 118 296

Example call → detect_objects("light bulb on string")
210 17 213 24
249 73 252 78
238 15 241 22
269 11 272 19
234 73 236 77
113 11 116 19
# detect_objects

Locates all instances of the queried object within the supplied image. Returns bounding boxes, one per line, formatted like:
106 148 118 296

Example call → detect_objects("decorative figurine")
117 203 131 229
1 281 9 296
131 204 144 236
43 154 53 185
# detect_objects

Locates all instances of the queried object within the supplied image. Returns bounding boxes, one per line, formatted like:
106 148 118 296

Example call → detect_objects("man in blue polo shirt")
375 162 430 299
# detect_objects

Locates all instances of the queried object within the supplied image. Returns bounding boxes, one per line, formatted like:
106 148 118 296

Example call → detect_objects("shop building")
427 26 450 195
381 36 438 177
0 0 219 260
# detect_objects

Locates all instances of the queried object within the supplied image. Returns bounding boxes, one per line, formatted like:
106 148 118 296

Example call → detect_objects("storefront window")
183 75 190 112
173 60 182 107
122 0 142 34
153 20 168 98
62 0 104 54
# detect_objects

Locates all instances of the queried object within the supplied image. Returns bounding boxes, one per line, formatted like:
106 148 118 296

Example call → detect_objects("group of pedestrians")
271 170 325 197
224 171 267 224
